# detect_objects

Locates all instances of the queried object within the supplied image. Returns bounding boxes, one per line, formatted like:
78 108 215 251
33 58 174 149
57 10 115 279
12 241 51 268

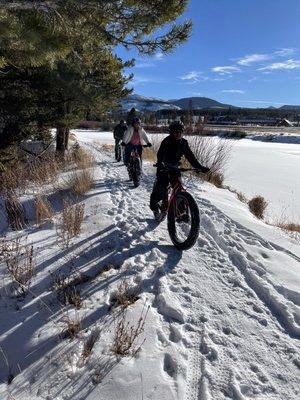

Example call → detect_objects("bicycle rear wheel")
167 191 200 250
116 145 122 162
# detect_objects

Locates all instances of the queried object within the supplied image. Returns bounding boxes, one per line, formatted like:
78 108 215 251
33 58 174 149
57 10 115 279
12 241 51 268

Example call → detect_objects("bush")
5 239 35 297
248 196 268 219
35 195 54 226
188 136 232 187
5 191 27 230
57 200 85 247
65 169 95 196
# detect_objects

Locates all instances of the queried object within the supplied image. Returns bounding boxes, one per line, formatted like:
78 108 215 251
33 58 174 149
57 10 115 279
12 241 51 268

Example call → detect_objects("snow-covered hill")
0 131 299 400
121 94 234 112
121 94 181 112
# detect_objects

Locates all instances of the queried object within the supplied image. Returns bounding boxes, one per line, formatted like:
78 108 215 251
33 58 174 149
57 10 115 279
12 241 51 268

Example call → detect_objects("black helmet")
169 121 184 135
132 117 141 126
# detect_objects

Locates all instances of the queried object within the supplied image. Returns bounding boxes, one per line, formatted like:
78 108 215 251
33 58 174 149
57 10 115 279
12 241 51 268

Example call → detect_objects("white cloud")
212 66 241 75
154 52 164 60
274 48 296 57
180 71 204 84
222 89 245 94
258 59 300 71
134 62 155 68
237 53 270 66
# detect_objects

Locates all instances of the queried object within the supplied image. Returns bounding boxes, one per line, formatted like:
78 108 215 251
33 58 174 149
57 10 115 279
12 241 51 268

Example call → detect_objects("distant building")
277 118 293 127
237 118 277 126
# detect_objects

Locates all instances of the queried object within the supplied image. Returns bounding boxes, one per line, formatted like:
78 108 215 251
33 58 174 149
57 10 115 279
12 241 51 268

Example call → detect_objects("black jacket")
157 135 205 171
113 123 127 140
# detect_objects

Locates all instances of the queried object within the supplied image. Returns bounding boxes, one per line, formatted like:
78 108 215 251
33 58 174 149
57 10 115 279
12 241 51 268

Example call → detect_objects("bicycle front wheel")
132 158 141 187
167 191 200 250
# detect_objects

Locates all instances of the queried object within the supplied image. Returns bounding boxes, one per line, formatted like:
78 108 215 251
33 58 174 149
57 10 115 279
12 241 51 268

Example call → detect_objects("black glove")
196 166 210 174
121 142 126 147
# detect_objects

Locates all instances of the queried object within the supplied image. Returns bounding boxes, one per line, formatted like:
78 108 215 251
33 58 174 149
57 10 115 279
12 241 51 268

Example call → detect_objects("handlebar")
153 163 198 173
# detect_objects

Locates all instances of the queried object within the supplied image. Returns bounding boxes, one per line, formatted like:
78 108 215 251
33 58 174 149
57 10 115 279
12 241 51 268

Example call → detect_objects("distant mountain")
121 94 180 112
279 105 300 110
121 94 234 112
169 96 234 110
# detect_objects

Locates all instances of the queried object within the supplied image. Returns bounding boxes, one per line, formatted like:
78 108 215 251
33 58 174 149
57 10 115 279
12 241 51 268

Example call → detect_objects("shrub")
5 192 27 230
248 196 268 219
65 169 95 196
188 136 232 187
206 171 224 188
111 304 149 358
62 314 82 339
57 200 85 247
109 279 140 310
35 195 54 226
5 239 35 297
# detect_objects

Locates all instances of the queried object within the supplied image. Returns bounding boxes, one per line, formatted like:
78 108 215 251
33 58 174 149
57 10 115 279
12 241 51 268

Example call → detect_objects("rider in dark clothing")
113 120 127 160
150 121 209 214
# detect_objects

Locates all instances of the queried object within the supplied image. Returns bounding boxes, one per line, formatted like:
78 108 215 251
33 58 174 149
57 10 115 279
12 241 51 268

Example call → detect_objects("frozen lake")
226 139 300 223
72 130 300 223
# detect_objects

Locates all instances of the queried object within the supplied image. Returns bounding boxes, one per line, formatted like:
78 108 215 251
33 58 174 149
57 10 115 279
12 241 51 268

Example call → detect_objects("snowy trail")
83 142 300 400
1 139 299 400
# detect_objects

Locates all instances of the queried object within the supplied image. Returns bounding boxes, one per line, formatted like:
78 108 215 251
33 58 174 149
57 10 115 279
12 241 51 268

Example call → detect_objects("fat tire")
116 146 121 162
131 158 141 188
167 191 200 250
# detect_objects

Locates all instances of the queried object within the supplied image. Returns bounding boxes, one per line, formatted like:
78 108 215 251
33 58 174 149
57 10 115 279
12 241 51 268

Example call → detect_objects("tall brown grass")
57 200 85 247
35 195 54 226
5 238 35 297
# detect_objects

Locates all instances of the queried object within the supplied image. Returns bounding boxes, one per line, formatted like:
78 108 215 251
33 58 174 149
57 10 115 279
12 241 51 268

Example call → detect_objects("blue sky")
116 0 300 107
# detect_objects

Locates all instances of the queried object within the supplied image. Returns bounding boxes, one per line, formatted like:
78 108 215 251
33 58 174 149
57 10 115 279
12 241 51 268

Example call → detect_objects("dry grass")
111 304 149 358
109 279 140 311
57 200 85 247
27 155 59 186
62 314 82 339
278 223 300 233
206 171 225 188
5 192 27 230
248 196 268 219
71 142 95 170
65 169 95 196
82 328 101 359
51 270 88 308
35 195 54 226
5 238 35 297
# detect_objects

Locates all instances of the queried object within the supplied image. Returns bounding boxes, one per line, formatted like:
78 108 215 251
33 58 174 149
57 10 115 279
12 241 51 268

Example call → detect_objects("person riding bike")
113 120 127 160
150 121 210 219
121 117 152 179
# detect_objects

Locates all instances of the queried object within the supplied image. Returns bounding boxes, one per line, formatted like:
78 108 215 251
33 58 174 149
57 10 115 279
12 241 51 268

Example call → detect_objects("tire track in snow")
82 142 300 399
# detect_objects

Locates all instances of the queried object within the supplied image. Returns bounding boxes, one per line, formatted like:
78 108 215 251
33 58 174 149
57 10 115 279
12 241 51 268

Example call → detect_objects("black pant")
124 144 143 165
150 171 180 211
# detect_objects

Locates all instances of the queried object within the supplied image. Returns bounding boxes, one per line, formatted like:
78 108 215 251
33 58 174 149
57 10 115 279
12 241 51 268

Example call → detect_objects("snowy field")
0 130 299 400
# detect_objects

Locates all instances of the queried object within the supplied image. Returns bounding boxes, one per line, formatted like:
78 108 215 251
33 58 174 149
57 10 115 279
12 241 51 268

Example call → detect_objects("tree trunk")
56 125 69 155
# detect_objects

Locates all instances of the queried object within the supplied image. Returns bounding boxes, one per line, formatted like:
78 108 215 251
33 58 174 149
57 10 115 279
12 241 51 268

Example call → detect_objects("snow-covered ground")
0 131 299 400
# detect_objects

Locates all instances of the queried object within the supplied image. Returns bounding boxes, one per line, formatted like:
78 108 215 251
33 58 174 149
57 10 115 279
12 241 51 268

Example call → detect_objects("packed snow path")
84 143 299 400
1 140 299 400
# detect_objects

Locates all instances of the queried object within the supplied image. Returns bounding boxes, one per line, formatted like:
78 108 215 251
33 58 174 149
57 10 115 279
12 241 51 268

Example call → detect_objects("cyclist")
113 120 127 160
150 121 210 218
121 117 152 179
